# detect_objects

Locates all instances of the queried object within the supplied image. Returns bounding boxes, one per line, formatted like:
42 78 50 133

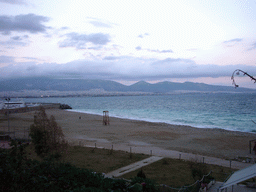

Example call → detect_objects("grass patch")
65 146 149 173
26 144 149 174
119 158 235 188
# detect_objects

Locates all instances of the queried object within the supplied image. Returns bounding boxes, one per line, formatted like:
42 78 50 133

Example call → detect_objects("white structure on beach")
0 101 26 109
217 164 256 191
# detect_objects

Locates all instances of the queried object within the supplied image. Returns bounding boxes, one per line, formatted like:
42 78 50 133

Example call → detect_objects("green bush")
0 142 160 191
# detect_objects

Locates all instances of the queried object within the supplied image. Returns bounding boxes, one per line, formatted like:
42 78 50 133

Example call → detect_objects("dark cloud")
0 0 27 5
59 32 111 49
0 35 30 48
11 35 28 40
11 36 22 40
1 56 256 82
0 14 50 35
0 40 28 48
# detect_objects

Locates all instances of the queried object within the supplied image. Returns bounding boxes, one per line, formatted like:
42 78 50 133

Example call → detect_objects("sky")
0 0 256 88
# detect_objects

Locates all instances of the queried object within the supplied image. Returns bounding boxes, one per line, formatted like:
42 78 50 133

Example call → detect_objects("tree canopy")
29 107 67 158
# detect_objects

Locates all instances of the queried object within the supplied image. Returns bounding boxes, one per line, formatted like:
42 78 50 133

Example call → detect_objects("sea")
21 93 256 133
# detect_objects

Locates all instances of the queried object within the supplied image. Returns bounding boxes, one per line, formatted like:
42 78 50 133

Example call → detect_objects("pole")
250 141 251 154
5 98 10 136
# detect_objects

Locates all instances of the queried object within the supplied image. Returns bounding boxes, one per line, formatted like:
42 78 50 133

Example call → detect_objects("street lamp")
5 97 10 134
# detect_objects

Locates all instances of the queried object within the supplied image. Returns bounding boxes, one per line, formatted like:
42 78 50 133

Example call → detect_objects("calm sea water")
22 93 256 133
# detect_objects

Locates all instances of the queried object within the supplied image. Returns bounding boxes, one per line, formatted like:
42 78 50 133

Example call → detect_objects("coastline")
67 109 256 134
46 109 256 159
2 108 255 160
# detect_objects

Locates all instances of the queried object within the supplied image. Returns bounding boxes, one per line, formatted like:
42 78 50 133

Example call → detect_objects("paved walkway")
106 156 164 178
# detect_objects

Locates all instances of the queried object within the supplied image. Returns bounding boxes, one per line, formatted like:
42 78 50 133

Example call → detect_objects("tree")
231 69 256 88
30 107 67 158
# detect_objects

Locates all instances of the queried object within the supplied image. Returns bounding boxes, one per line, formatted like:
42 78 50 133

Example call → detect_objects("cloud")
186 48 198 52
89 21 112 28
0 14 50 35
60 27 69 30
248 42 256 51
135 46 173 53
138 33 149 38
223 38 243 47
135 46 142 50
88 18 115 28
0 0 27 5
0 35 30 48
11 34 29 40
11 36 22 40
0 40 28 48
0 55 15 63
148 49 173 53
103 56 119 60
1 56 256 81
21 57 43 62
59 32 111 49
223 38 243 44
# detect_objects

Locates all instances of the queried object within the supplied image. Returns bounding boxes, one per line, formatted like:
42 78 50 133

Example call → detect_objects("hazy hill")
127 80 254 93
0 77 255 93
0 77 127 92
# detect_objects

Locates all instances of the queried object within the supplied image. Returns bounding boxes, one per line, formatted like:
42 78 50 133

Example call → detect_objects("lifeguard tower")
103 111 109 125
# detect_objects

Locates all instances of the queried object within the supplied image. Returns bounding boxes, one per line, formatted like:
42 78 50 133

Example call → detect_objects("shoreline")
67 109 256 135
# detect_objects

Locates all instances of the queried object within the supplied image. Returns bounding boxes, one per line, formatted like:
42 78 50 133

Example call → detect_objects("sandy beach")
1 108 256 159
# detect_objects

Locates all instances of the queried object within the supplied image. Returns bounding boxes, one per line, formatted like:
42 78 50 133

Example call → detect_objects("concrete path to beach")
106 156 164 178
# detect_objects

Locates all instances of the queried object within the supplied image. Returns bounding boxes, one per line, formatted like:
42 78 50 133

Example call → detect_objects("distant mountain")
0 77 255 94
0 77 127 92
128 80 255 93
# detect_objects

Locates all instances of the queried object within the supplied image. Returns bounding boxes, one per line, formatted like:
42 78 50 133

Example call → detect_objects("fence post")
250 141 251 154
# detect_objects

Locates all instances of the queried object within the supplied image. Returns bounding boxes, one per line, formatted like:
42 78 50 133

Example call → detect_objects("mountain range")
0 77 255 95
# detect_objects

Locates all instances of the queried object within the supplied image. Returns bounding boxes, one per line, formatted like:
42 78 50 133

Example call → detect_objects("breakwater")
0 103 61 115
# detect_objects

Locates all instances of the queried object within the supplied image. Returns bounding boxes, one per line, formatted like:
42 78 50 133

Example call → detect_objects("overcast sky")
0 0 256 88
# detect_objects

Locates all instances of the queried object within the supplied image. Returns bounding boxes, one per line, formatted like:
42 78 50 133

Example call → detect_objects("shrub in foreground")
0 141 160 191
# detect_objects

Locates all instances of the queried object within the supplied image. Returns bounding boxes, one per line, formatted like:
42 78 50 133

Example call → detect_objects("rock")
59 104 72 109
